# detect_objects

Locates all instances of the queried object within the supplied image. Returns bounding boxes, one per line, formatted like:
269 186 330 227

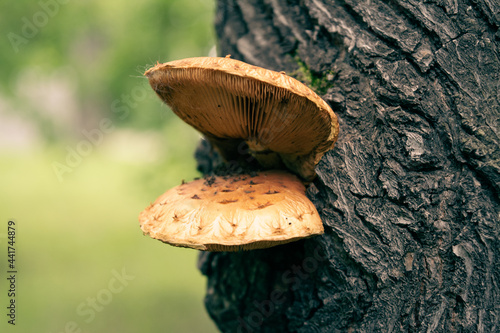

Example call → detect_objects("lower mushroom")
139 170 324 251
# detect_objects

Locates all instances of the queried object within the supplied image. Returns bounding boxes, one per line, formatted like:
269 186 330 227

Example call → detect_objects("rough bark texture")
197 0 500 332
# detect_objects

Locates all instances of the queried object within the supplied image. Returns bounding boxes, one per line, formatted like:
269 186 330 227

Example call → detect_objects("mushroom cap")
145 57 339 181
139 170 324 251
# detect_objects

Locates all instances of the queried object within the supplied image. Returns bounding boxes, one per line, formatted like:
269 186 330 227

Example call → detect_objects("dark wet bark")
196 0 500 332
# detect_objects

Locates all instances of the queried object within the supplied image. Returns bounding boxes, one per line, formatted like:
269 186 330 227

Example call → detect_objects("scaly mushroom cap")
139 171 324 251
145 57 339 181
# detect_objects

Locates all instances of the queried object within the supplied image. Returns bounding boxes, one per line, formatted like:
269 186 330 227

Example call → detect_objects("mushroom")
140 56 339 251
145 56 339 181
140 170 324 251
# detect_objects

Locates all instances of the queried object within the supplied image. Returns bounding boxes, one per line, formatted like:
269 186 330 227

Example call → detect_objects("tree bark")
197 0 500 332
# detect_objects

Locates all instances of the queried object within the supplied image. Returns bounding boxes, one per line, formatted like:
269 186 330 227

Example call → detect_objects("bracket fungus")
140 56 339 251
140 171 324 251
145 56 339 181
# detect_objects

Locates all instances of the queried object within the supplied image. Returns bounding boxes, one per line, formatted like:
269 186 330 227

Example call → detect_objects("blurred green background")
0 0 219 332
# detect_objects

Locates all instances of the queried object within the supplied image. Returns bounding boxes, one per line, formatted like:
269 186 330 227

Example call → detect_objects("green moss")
290 55 334 95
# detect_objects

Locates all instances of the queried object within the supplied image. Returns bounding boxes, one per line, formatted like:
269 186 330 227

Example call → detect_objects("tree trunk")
196 0 500 332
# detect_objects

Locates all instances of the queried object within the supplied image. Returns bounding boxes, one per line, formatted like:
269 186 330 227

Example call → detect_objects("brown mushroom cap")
139 170 324 251
145 57 339 181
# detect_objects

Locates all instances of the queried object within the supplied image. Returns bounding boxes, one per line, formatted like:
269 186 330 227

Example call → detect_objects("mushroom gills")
145 57 339 181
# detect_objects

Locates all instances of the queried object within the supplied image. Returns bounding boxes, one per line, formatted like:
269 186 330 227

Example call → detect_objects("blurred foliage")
0 0 219 332
0 0 216 133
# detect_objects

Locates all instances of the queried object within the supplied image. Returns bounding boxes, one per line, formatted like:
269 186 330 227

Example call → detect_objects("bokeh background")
0 0 219 332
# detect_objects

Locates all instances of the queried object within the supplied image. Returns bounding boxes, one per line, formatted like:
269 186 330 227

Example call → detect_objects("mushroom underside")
146 57 339 180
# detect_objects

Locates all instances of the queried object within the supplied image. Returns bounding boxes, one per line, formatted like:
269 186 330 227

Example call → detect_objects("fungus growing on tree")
144 56 339 181
140 56 339 251
140 171 324 251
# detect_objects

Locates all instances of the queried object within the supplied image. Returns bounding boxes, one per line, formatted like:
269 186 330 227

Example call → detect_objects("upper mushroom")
145 56 339 181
